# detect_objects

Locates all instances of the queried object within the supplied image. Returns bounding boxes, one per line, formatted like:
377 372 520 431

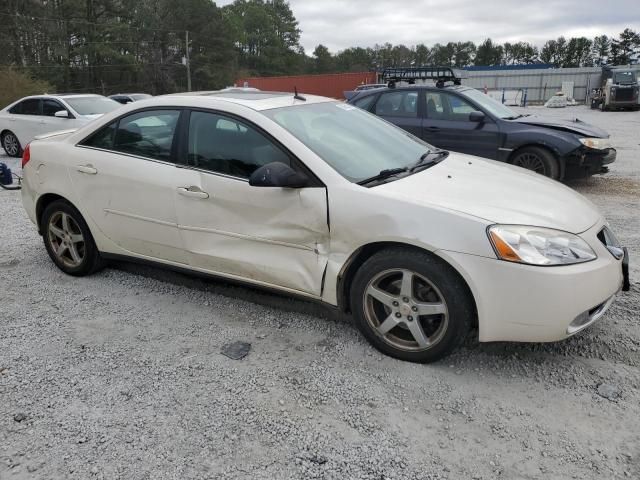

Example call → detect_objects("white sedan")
1 94 121 157
20 91 629 362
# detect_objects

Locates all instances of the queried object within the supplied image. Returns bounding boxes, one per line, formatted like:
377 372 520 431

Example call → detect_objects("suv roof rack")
382 66 468 88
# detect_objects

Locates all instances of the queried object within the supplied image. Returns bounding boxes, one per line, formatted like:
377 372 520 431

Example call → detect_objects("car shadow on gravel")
109 260 346 323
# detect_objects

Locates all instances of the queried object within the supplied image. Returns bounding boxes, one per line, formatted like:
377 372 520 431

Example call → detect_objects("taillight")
21 144 30 168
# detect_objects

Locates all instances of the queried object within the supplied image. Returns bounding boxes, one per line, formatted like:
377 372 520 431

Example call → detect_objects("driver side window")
187 111 290 179
425 92 477 121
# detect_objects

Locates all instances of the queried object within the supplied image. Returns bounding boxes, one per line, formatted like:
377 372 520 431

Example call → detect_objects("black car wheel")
511 146 560 179
350 248 474 363
2 131 21 157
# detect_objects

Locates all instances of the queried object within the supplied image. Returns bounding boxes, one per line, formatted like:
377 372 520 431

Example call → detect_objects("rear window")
65 97 121 116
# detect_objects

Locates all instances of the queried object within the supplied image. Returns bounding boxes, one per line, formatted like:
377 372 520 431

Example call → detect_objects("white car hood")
375 154 601 234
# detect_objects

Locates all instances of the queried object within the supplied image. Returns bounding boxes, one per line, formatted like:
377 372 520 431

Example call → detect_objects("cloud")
217 0 640 52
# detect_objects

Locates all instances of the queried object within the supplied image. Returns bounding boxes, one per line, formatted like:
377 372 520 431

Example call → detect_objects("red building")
235 71 378 99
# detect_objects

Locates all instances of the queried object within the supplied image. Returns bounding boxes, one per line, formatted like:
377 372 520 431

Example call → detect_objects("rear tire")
41 200 105 276
1 131 21 157
350 248 474 363
511 146 560 179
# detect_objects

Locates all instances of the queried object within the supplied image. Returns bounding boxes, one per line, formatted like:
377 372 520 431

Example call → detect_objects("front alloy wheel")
363 269 449 351
350 248 474 363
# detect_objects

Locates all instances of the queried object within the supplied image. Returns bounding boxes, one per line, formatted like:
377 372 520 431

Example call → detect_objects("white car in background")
0 94 121 157
19 91 629 363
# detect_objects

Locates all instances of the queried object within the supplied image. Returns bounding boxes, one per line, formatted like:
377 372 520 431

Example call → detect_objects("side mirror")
469 111 485 123
249 162 309 188
54 110 69 118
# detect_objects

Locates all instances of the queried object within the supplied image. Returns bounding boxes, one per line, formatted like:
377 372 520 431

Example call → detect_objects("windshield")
131 94 152 100
460 88 520 119
613 71 637 84
262 102 436 183
65 97 121 116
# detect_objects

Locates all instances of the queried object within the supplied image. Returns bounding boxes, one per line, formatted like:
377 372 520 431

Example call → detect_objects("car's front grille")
613 87 635 102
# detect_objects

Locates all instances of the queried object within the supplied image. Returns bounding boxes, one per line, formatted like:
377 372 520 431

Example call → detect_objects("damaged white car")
20 91 629 362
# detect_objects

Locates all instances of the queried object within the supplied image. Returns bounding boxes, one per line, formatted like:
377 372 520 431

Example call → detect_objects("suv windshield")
613 71 637 84
65 96 121 116
460 88 520 119
262 102 436 183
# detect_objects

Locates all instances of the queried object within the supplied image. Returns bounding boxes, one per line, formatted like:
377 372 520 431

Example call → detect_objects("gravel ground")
1 105 639 480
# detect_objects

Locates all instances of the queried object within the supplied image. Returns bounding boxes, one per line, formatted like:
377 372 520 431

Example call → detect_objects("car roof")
164 91 335 111
357 84 471 95
18 94 105 100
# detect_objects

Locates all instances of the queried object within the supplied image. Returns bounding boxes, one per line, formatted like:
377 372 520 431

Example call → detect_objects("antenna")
294 86 306 101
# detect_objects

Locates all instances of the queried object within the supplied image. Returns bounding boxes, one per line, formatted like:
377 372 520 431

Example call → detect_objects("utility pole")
185 30 192 92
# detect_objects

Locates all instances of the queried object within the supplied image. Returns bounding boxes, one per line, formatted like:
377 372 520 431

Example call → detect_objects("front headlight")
488 225 597 266
579 137 611 150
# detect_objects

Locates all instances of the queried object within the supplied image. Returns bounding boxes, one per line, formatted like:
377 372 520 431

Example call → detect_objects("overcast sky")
218 0 640 53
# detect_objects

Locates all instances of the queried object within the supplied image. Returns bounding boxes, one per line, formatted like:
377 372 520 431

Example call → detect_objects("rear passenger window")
353 95 377 111
375 91 418 118
188 111 290 178
113 110 180 162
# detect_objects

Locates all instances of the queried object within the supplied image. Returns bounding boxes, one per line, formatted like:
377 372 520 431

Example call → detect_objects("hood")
512 115 609 138
375 154 601 234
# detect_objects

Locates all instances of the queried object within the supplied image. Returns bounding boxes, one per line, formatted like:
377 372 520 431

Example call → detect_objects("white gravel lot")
1 105 639 480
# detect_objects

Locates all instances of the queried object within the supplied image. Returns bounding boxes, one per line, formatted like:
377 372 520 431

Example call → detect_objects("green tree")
313 44 333 73
223 0 302 76
592 35 610 66
610 28 640 65
540 37 567 66
0 67 52 108
474 38 503 66
561 37 593 67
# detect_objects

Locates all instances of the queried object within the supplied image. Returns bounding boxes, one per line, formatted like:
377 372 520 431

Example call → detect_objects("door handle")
76 165 98 175
426 126 440 131
177 186 209 199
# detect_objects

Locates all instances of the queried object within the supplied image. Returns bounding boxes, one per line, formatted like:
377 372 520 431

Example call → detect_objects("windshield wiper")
409 150 449 172
357 167 408 186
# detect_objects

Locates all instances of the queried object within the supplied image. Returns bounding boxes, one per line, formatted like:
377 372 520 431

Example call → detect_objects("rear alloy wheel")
511 146 560 179
351 249 474 363
42 200 104 276
2 131 21 157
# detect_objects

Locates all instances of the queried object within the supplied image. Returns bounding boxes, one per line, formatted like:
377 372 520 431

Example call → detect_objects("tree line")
1 0 639 98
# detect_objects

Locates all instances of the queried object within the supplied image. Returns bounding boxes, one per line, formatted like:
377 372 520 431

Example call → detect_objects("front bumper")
438 222 625 343
565 147 616 178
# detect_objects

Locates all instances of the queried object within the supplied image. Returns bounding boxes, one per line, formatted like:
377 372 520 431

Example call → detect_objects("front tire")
511 146 560 179
41 200 104 276
350 248 474 363
2 131 21 157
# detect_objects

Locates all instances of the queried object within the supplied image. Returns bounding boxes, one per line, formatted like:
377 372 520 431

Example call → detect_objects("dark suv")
348 84 616 180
